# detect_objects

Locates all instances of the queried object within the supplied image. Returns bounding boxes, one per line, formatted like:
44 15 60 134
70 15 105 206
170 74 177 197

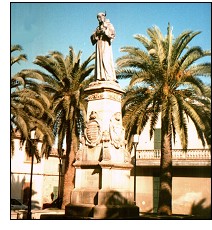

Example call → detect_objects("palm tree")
11 45 55 156
11 44 27 90
29 47 95 208
11 84 55 154
116 24 211 215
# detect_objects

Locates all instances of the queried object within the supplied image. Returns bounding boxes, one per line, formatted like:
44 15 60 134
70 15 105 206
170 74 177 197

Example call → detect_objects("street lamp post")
133 134 139 205
27 129 37 219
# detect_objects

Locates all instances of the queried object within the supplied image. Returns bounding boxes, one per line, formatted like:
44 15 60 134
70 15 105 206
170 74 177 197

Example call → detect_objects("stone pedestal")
85 81 124 132
65 81 139 219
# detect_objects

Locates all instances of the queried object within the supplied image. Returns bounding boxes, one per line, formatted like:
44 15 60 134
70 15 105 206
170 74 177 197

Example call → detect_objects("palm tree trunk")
61 127 77 209
157 107 172 215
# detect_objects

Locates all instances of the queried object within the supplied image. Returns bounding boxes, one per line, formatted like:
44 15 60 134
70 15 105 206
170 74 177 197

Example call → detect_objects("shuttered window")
154 128 161 149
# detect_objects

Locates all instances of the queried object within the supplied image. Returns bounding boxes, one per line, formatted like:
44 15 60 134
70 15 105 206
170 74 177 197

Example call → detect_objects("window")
154 128 161 149
53 186 58 199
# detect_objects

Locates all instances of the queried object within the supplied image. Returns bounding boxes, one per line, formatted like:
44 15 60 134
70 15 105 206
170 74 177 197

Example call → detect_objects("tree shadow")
11 174 39 209
105 190 132 205
11 174 25 199
23 186 40 209
190 198 211 219
98 190 139 219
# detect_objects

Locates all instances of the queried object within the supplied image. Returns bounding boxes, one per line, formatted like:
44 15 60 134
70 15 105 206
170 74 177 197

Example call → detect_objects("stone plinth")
100 161 133 190
66 158 139 218
65 81 139 219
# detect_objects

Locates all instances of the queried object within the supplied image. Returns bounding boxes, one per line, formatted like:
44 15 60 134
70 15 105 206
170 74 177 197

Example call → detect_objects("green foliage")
31 47 95 156
11 44 27 66
11 45 55 156
117 24 211 151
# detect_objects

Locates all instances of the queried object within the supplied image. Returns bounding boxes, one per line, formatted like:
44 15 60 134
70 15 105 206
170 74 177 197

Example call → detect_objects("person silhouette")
50 192 54 201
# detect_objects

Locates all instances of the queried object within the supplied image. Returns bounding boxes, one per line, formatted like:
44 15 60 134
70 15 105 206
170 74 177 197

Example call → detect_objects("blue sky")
11 2 211 88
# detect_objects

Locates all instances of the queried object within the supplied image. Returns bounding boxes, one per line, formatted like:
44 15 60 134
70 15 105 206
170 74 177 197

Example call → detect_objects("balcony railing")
136 149 211 166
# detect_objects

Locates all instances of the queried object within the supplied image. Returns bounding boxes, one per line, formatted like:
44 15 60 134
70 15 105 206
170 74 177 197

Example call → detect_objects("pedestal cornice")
73 160 100 168
84 81 124 102
99 160 133 170
73 160 133 170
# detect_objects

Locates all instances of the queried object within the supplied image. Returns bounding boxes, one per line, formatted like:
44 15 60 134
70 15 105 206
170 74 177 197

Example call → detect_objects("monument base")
65 188 139 219
65 204 95 218
93 204 139 219
65 203 139 219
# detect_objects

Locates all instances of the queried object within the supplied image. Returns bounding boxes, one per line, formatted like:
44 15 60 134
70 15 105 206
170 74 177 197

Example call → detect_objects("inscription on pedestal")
81 169 100 189
87 91 121 102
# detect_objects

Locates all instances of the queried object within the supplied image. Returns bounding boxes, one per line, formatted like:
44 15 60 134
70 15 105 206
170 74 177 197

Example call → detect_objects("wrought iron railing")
137 149 211 160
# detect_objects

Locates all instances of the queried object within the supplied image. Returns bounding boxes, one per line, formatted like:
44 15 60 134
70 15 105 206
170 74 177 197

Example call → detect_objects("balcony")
136 149 211 167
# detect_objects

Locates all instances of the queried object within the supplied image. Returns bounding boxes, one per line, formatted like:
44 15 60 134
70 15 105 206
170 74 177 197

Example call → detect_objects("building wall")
172 167 211 215
11 138 63 209
42 157 63 204
131 166 211 215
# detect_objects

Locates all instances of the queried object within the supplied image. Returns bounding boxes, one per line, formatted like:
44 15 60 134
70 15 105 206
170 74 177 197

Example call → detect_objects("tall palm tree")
29 47 95 208
11 44 55 156
116 24 211 215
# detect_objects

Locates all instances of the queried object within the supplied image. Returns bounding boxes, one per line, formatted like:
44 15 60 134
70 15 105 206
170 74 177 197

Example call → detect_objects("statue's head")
97 12 106 18
97 12 106 22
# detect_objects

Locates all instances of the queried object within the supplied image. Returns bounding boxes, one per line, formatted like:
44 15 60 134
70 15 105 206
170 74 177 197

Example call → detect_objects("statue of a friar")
90 12 116 81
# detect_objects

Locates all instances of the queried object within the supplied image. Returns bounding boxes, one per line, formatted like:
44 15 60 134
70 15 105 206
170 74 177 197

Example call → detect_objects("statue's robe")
91 19 116 81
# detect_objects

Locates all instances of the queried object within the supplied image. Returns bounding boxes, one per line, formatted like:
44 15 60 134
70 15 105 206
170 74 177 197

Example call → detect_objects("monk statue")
91 12 116 81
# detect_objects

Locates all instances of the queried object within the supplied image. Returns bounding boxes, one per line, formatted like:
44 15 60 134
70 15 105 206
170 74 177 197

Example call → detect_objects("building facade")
131 115 211 216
